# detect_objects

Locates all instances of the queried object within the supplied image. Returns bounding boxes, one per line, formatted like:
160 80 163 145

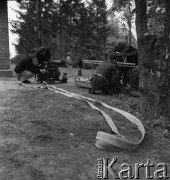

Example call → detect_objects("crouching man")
14 49 46 83
89 54 119 95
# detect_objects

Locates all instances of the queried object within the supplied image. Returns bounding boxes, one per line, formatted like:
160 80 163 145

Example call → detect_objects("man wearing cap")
89 54 119 94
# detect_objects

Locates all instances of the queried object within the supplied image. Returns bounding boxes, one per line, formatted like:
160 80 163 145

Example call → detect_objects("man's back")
96 61 117 81
90 60 119 94
14 55 40 74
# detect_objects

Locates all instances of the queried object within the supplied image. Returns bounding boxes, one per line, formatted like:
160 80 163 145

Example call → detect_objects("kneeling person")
90 54 119 94
14 49 45 83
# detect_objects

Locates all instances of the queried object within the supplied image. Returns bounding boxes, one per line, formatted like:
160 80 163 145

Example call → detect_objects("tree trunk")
165 0 170 116
59 0 62 59
69 1 72 48
128 2 132 46
96 4 99 57
135 0 158 119
37 0 42 47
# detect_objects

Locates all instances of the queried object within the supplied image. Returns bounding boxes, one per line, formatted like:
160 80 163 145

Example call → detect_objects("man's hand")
43 61 48 69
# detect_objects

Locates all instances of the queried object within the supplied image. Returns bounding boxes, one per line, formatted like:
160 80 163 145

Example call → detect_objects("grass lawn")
0 65 169 180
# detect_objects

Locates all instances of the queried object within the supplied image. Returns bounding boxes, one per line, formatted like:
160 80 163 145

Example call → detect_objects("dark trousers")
90 74 111 93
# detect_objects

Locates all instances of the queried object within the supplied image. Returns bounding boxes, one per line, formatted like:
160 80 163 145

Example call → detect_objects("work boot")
22 80 31 84
88 88 95 94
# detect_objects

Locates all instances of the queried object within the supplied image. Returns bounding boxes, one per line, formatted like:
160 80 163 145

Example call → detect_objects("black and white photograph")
0 0 169 179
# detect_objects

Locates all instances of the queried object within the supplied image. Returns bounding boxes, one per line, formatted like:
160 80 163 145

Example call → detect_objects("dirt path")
0 75 170 180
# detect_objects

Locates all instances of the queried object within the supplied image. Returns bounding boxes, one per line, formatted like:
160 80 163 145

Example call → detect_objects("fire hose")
19 82 145 152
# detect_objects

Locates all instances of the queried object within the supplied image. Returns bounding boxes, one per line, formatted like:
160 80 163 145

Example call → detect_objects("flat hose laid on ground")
19 82 145 152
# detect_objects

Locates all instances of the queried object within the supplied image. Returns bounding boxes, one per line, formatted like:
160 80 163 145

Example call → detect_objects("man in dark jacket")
36 46 51 65
89 54 119 94
35 46 51 82
122 45 138 65
14 48 48 83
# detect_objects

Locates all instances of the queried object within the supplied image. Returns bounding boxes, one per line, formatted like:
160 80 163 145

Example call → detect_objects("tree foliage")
111 0 170 118
109 0 136 47
10 0 113 62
